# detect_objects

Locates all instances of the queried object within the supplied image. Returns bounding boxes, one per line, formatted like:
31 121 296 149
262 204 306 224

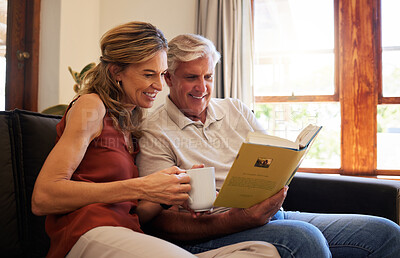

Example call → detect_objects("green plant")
41 104 69 116
41 63 96 115
68 62 96 93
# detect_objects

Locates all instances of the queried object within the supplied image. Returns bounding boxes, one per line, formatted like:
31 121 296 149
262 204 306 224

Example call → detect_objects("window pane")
382 51 400 97
254 53 334 96
254 0 334 96
377 105 400 169
0 0 6 111
254 103 340 168
381 0 400 97
381 0 400 46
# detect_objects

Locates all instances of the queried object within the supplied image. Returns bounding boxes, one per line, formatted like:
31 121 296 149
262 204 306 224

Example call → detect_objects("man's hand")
143 186 288 242
227 186 288 229
182 190 218 218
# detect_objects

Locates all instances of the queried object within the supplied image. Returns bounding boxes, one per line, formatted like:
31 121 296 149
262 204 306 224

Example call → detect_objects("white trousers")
66 226 280 258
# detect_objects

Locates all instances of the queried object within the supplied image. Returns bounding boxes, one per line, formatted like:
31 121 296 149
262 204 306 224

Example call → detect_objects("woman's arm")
32 94 191 216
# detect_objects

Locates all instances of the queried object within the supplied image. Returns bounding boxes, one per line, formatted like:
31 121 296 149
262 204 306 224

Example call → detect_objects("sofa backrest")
0 110 61 257
284 172 400 224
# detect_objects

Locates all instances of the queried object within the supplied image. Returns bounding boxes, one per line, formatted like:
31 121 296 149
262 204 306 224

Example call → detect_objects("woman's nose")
153 76 164 91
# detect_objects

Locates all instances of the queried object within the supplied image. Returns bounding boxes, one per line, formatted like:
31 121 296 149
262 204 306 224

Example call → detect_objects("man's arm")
143 187 288 242
235 98 266 133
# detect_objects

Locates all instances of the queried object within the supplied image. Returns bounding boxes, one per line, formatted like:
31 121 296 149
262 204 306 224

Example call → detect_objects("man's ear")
108 64 121 81
164 71 173 88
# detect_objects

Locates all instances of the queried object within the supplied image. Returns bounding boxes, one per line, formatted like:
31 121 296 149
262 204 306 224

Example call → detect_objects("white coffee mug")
187 167 216 212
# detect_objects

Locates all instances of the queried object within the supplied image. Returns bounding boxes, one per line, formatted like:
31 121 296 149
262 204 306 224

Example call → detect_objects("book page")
246 124 321 150
246 132 299 149
295 125 322 148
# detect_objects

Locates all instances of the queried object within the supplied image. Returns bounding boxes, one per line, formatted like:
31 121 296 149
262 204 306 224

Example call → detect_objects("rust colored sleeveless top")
45 103 142 258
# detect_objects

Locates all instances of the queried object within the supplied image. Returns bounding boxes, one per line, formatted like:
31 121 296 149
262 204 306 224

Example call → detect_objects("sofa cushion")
0 110 61 257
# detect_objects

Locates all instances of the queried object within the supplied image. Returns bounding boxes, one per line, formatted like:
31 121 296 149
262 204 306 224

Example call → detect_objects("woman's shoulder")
66 94 106 127
75 93 104 106
70 94 106 115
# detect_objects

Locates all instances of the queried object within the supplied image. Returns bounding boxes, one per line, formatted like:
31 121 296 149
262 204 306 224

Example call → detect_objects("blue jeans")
179 211 400 257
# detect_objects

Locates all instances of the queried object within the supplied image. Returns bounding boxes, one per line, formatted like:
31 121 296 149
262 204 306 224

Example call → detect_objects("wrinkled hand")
182 190 218 218
228 186 288 229
139 166 191 206
190 164 205 169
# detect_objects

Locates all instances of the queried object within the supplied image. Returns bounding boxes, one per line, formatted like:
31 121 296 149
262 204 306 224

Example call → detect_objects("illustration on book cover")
254 158 273 168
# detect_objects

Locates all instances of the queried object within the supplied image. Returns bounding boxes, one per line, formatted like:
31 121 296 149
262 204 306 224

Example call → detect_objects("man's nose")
196 78 207 92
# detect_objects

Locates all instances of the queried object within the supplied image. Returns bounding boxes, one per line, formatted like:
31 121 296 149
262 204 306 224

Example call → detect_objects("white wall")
58 0 100 106
39 0 197 112
38 0 61 111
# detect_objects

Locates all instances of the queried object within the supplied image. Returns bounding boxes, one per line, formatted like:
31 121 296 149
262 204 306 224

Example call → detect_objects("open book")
213 124 322 209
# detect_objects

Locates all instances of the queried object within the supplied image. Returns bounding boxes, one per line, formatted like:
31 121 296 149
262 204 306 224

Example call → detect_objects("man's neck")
184 113 203 123
168 95 207 123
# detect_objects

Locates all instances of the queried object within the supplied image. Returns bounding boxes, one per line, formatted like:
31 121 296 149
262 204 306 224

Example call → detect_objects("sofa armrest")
283 172 400 224
0 110 61 257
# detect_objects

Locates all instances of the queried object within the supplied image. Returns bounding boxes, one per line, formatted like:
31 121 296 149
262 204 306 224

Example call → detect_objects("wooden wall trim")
339 0 379 175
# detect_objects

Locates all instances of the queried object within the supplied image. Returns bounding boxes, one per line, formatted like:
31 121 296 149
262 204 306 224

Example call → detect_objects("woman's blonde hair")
167 34 220 74
81 21 168 138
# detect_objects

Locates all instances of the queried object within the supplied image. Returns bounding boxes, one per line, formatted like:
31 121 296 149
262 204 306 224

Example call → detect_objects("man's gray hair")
167 34 221 74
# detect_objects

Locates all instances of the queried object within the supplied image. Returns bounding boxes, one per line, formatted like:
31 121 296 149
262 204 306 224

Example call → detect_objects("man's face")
166 56 214 122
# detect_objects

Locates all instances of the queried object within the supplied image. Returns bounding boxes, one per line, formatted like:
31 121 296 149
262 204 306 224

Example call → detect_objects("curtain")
197 0 254 108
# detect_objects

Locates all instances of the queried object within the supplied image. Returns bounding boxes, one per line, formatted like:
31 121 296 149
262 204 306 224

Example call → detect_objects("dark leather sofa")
1 109 400 257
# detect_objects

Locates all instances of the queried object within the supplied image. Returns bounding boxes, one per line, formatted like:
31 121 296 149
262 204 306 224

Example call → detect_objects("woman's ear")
108 64 121 81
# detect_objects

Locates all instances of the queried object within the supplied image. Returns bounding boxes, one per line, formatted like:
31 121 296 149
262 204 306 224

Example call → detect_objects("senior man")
137 34 400 258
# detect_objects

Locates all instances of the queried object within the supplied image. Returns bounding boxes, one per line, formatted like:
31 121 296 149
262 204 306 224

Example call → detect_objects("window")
253 0 400 176
378 0 400 170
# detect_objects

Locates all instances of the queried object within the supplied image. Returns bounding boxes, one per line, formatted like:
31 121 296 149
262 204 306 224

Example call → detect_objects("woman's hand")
137 166 191 206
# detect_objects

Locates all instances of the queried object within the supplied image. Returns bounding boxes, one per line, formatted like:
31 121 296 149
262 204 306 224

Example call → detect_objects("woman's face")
116 50 167 109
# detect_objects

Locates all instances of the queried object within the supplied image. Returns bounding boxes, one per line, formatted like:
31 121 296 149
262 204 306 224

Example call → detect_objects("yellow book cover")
213 125 322 209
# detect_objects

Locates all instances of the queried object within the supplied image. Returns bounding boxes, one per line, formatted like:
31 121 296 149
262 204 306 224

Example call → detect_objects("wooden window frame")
253 0 400 177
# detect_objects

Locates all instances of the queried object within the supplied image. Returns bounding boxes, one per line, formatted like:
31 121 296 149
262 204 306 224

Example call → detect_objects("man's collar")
165 96 195 129
165 96 225 129
204 98 225 127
